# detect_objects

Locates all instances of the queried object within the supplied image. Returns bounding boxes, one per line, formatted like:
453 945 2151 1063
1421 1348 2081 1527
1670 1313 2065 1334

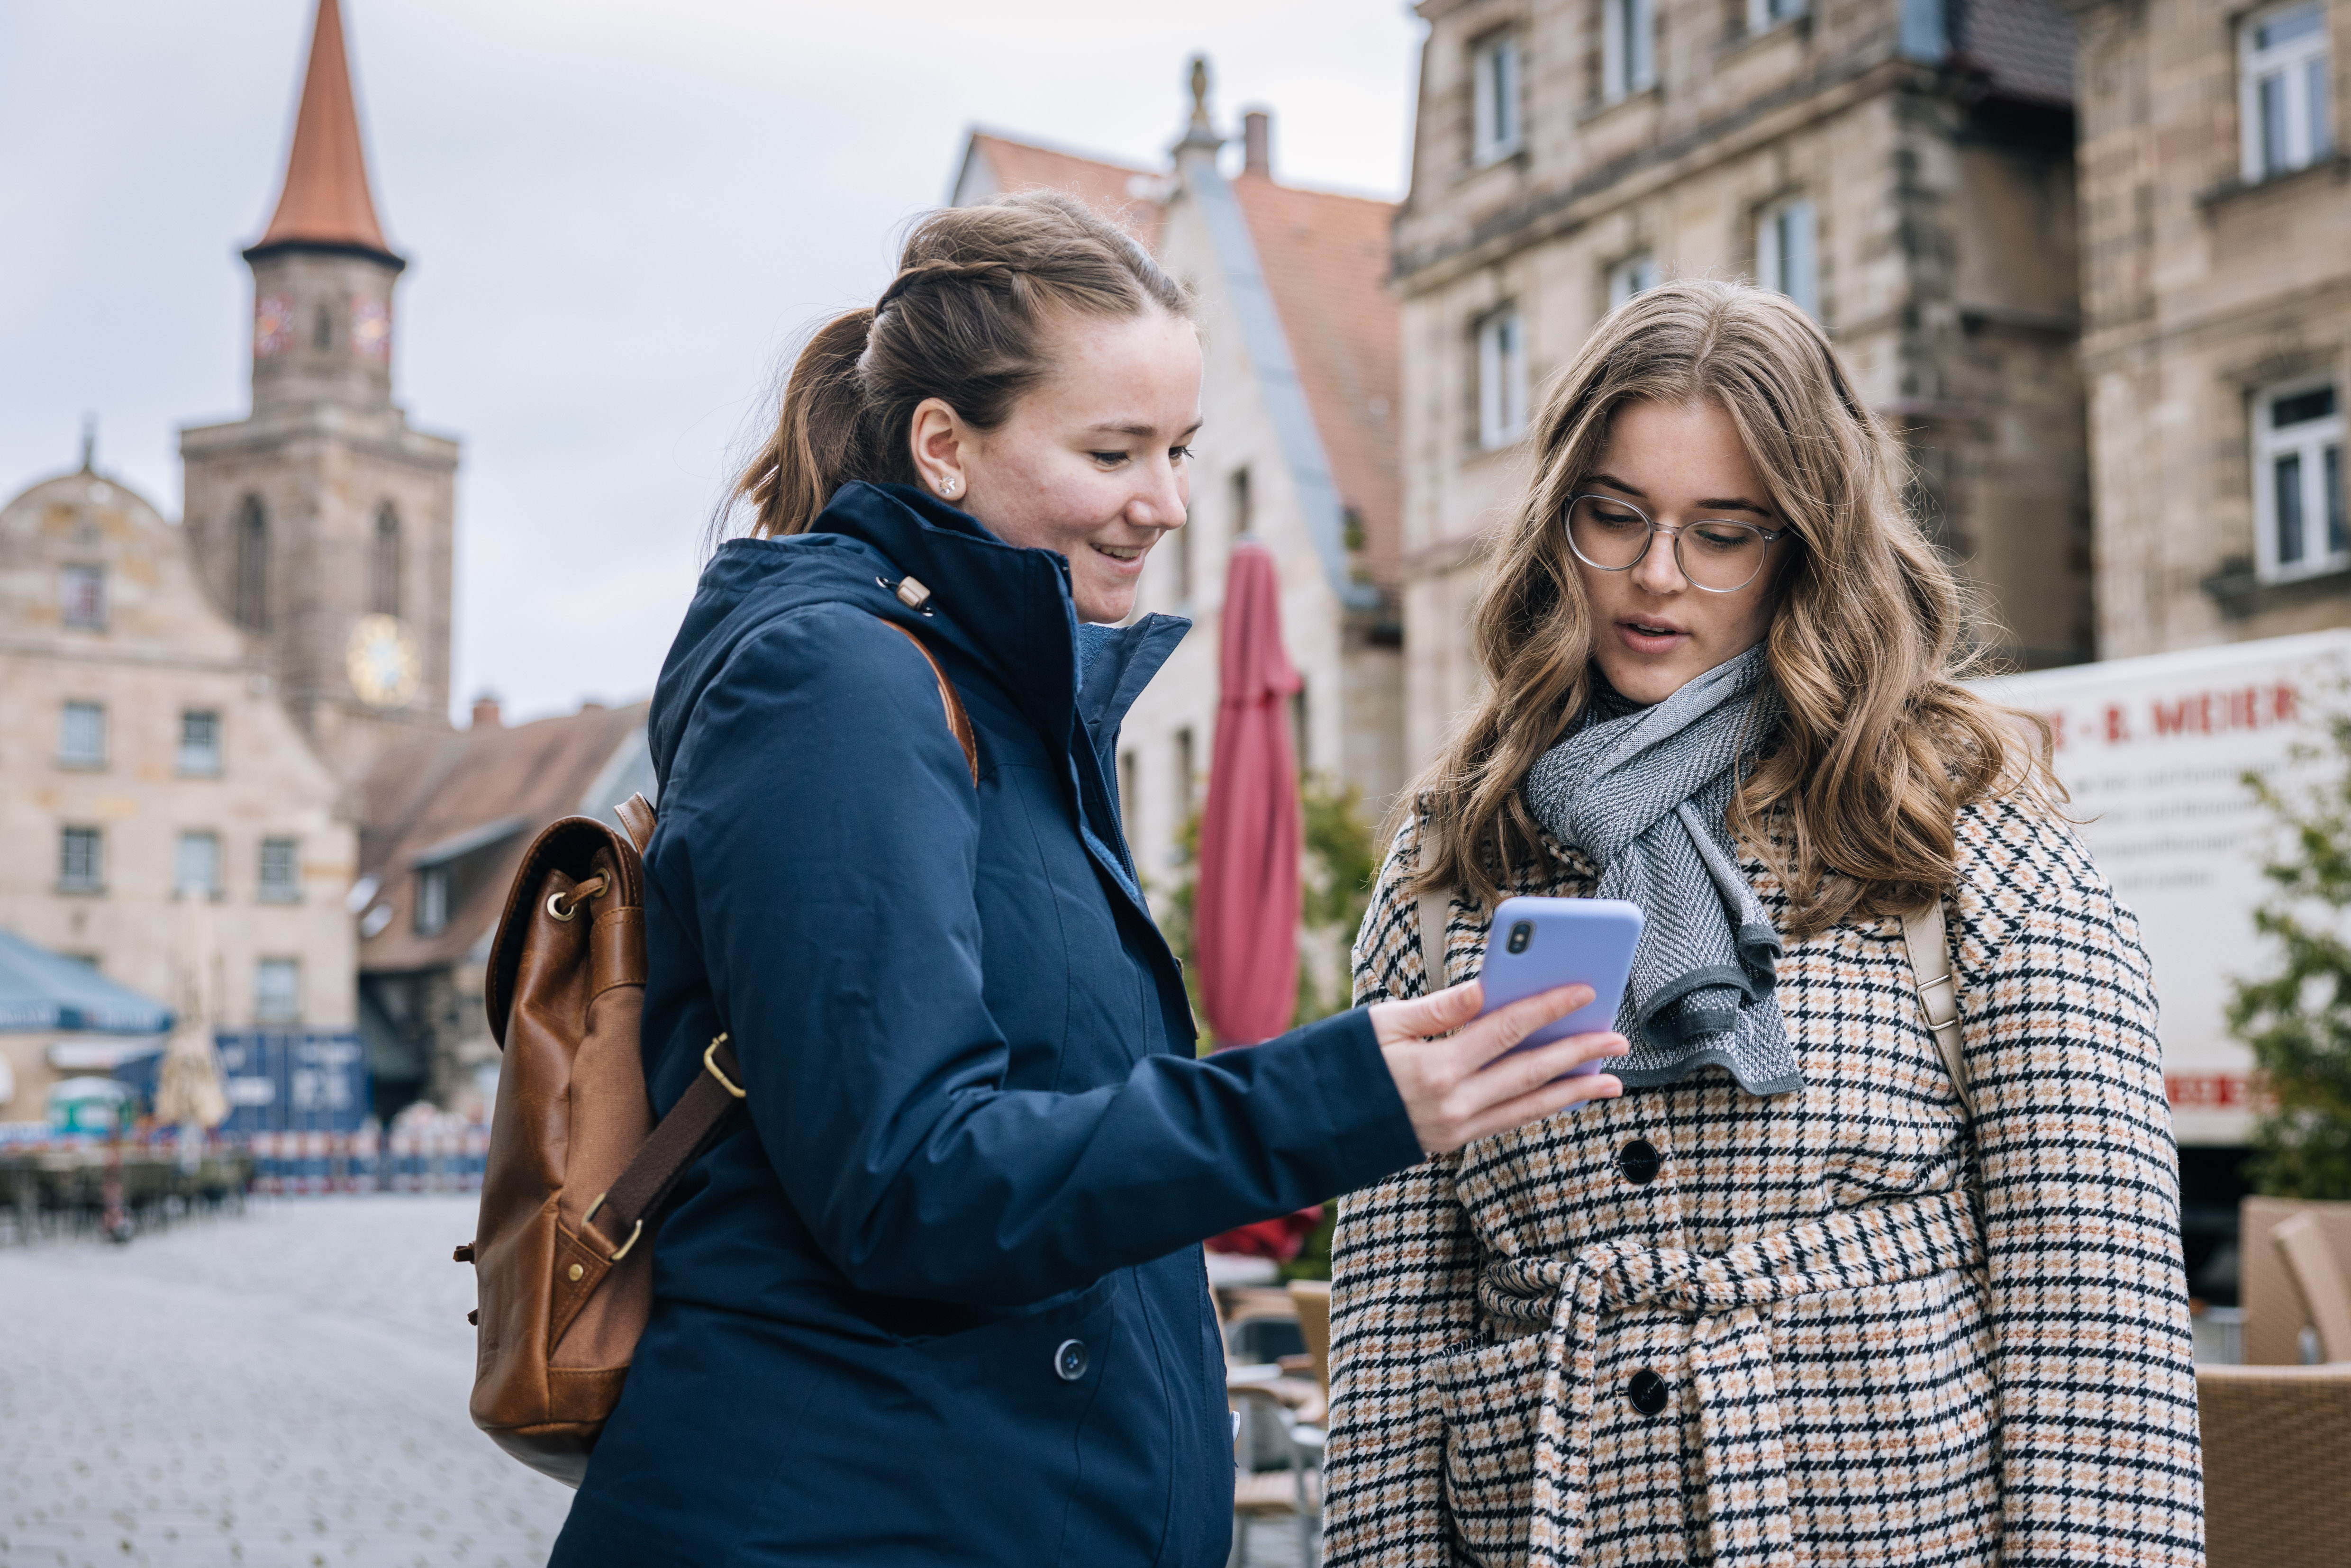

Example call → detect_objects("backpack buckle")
581 1191 645 1263
703 1034 745 1099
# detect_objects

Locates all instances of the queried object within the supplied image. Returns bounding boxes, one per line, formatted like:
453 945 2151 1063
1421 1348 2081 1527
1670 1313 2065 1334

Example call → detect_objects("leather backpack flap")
470 817 645 1446
545 842 656 1381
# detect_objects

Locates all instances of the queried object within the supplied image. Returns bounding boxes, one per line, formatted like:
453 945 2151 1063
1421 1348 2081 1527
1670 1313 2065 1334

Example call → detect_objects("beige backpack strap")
1416 888 1452 995
878 618 978 786
614 792 656 854
1900 897 1970 1117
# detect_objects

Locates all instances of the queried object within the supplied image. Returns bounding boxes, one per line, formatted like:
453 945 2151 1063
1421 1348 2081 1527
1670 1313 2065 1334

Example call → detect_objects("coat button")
1626 1369 1670 1416
1618 1138 1662 1186
1053 1339 1089 1382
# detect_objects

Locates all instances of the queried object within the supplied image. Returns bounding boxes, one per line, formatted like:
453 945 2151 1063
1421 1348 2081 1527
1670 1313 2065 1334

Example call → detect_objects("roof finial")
1174 54 1225 157
80 414 96 474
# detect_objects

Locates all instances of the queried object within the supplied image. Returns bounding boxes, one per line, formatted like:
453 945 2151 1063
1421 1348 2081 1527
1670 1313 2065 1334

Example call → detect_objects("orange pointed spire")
252 0 395 261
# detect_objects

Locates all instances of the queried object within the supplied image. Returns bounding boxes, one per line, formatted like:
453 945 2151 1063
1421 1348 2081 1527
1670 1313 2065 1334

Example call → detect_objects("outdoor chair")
1212 1257 1327 1565
1227 1379 1322 1567
2239 1197 2351 1363
2198 1361 2351 1568
1288 1279 1331 1399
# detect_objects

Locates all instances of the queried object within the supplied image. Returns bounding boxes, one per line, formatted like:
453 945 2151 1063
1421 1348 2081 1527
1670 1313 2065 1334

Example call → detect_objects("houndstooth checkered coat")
1323 798 2203 1568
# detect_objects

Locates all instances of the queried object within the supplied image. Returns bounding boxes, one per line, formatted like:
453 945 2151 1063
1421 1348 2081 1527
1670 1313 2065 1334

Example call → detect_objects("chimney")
471 693 502 730
1242 110 1272 178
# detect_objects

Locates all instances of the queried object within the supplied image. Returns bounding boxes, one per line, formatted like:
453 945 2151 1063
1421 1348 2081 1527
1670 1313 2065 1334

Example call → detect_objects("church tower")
182 0 458 785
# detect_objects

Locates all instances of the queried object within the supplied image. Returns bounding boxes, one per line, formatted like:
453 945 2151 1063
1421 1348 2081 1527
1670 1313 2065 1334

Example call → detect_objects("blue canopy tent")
0 929 172 1129
0 927 174 1035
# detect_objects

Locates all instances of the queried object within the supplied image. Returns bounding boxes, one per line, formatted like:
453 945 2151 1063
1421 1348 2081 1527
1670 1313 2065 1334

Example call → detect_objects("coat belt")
1473 1186 1981 1568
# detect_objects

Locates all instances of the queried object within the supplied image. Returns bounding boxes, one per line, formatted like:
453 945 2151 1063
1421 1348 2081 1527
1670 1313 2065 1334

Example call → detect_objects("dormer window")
1472 33 1525 165
415 864 450 934
61 565 105 630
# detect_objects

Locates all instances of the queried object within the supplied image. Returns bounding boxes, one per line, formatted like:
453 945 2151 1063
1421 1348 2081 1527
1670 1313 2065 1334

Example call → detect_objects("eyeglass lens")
1565 495 1770 592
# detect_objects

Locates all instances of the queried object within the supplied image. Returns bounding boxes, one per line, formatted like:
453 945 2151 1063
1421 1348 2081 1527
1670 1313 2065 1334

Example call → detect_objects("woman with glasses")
1321 280 2203 1567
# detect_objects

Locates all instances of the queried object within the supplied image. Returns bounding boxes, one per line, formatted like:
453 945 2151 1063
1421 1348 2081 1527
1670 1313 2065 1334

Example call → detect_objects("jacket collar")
817 481 1185 745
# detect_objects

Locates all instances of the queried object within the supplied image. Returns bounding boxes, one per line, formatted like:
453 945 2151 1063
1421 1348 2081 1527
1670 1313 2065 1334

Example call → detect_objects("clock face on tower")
346 614 421 708
349 297 391 361
254 294 295 358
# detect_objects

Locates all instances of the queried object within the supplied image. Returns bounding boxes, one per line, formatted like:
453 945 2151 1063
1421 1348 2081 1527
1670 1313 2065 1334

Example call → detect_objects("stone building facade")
0 467 357 1117
180 0 458 787
953 73 1406 906
2064 0 2350 654
1396 0 2092 770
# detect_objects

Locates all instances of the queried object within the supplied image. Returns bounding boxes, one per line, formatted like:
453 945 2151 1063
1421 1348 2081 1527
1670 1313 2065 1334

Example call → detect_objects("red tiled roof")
254 0 393 256
356 703 647 973
1229 174 1403 595
964 132 1164 251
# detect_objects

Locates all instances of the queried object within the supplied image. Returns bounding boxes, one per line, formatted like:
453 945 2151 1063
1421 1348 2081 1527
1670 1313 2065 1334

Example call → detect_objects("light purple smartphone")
1477 896 1644 1073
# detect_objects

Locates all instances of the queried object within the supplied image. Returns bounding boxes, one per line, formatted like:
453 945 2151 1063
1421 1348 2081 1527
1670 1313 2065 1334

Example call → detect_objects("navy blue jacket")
552 483 1422 1567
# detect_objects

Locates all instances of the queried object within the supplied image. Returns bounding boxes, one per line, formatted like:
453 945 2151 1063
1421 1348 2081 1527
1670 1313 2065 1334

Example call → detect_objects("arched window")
235 496 268 630
312 303 333 351
372 504 402 617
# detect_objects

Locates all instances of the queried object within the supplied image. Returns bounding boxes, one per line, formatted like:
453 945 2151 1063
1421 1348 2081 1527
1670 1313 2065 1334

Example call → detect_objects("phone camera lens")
1507 921 1533 955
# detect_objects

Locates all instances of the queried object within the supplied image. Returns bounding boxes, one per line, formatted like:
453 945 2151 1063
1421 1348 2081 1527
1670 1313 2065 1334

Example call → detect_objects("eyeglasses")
1562 492 1786 594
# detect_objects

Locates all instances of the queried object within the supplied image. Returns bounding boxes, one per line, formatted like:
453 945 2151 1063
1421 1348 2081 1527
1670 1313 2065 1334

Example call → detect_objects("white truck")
1979 629 2351 1149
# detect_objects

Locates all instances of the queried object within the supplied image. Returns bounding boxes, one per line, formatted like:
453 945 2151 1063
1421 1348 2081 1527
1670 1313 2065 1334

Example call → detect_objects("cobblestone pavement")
0 1196 569 1568
0 1196 1313 1568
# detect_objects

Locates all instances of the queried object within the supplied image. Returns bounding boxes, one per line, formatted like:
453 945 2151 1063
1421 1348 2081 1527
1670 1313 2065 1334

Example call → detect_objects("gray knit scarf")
1521 646 1800 1096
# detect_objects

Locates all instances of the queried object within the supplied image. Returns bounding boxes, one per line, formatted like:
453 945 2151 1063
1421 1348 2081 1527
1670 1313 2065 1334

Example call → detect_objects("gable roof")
355 702 648 973
1228 174 1402 596
958 132 1165 251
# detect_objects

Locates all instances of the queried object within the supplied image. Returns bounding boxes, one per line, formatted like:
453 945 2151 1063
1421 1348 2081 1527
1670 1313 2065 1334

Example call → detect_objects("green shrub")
2228 707 2351 1200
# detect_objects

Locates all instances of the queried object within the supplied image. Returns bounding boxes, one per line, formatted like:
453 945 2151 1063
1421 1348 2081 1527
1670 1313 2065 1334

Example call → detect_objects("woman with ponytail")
549 192 1631 1566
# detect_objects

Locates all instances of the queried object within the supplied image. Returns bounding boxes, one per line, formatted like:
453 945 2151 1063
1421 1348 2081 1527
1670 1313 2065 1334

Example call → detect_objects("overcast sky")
0 0 1423 724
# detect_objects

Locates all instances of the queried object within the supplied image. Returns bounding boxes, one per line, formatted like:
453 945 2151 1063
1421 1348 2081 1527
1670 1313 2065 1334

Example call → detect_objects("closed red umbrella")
1194 540 1302 1046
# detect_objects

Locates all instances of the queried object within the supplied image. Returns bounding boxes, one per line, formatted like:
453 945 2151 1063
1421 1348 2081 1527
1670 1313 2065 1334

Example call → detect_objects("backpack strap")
580 1032 747 1263
615 792 655 854
1416 887 1452 994
879 620 978 785
1899 897 1970 1118
575 612 975 1262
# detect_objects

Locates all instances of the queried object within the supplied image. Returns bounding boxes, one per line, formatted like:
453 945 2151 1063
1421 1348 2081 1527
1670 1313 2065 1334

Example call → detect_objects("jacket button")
1618 1139 1662 1186
1053 1339 1089 1382
1626 1369 1670 1416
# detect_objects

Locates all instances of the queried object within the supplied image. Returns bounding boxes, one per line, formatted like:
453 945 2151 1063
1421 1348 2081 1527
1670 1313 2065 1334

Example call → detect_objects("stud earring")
938 475 959 497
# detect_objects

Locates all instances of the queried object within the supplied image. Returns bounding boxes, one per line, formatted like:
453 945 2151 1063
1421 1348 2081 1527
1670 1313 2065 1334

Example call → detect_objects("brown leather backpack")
455 611 975 1486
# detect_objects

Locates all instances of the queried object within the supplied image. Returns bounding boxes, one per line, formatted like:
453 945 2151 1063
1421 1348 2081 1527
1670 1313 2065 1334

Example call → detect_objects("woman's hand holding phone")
1369 981 1628 1155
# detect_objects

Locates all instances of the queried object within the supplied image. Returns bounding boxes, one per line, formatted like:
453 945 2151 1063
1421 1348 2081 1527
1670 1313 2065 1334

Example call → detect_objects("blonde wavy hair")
1407 279 2050 941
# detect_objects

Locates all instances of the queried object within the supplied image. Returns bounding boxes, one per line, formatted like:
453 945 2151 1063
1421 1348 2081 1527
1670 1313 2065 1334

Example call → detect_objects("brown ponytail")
737 192 1190 537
